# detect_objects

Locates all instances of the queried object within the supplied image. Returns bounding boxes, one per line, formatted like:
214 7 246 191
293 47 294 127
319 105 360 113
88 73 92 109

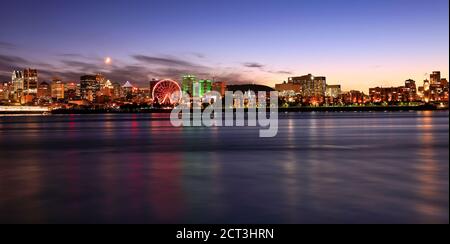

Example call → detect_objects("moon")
104 57 112 65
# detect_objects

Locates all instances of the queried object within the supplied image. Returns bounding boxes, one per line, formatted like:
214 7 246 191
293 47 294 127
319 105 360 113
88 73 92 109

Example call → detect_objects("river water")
0 111 448 223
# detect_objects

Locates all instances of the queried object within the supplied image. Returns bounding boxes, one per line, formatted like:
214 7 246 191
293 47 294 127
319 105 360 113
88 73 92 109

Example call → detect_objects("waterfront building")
0 82 12 101
51 78 65 100
275 81 301 94
149 79 159 98
113 82 122 99
122 81 134 98
80 75 99 102
326 85 342 98
289 74 327 99
12 70 24 94
23 68 38 95
96 74 106 88
182 75 196 96
65 82 79 100
212 81 226 96
404 79 417 101
37 82 51 99
430 71 441 85
343 90 367 104
198 79 213 97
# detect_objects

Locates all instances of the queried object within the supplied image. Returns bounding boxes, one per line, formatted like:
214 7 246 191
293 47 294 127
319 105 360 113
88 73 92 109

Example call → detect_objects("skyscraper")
96 74 106 87
182 75 196 96
289 74 327 98
12 70 24 94
51 78 65 100
405 79 417 101
212 81 226 96
37 82 51 99
198 79 213 97
0 82 12 100
326 85 342 98
23 68 38 95
149 79 159 98
65 82 78 100
430 71 441 85
80 75 99 102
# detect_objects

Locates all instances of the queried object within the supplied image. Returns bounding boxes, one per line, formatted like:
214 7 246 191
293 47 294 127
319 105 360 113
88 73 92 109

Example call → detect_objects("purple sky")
0 0 448 92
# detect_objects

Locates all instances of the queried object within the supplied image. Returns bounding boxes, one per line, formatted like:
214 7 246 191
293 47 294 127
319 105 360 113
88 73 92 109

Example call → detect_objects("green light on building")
199 79 212 97
182 75 196 96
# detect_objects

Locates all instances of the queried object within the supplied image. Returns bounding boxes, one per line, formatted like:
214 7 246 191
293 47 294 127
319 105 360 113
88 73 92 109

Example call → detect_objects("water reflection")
0 111 448 224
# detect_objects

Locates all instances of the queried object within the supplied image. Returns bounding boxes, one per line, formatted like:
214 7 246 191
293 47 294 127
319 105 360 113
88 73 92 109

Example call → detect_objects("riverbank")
46 104 448 114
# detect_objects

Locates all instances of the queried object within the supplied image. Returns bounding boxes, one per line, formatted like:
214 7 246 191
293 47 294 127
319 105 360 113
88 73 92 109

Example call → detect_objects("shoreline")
1 105 446 115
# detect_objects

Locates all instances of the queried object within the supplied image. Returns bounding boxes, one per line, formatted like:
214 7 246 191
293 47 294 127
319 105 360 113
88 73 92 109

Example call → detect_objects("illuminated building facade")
212 81 226 96
37 82 51 99
80 75 99 102
430 71 441 85
0 82 12 101
289 74 327 99
122 81 134 98
113 82 122 99
64 82 79 100
12 70 24 95
417 72 448 102
275 81 302 94
326 85 342 98
182 75 196 96
198 79 212 97
23 69 38 95
343 90 367 104
149 79 159 98
51 78 65 100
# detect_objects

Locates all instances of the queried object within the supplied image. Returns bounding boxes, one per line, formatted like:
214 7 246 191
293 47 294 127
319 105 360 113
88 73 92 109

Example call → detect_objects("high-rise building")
113 82 122 99
37 82 51 99
23 68 38 95
12 70 24 94
404 79 417 101
65 82 79 100
99 79 114 97
80 75 99 102
51 78 65 100
96 74 106 88
289 74 327 98
212 81 227 96
198 79 213 97
430 71 441 85
149 79 159 98
122 81 134 98
0 82 12 101
182 75 196 96
275 81 301 94
326 85 342 98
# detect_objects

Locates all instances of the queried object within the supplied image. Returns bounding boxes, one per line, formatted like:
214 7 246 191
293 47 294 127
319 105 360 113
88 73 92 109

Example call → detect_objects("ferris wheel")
152 79 182 105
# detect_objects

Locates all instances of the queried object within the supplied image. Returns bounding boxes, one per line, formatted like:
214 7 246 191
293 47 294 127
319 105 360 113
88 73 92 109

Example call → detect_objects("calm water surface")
0 111 448 224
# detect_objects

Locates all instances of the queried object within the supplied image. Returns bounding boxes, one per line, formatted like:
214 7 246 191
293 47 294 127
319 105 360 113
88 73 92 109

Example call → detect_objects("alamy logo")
170 91 279 138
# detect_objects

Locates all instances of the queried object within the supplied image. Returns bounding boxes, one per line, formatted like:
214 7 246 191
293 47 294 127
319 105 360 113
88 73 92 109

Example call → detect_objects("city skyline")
0 0 449 92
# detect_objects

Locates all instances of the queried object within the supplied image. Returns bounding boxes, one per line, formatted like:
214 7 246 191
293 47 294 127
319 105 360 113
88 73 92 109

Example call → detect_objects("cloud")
133 55 202 68
268 70 292 75
0 54 28 80
191 52 206 59
0 41 17 50
57 53 88 58
0 52 261 85
243 62 265 68
0 54 28 65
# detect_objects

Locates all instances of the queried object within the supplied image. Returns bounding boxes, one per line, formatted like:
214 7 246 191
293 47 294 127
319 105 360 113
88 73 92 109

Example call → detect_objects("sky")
0 0 448 92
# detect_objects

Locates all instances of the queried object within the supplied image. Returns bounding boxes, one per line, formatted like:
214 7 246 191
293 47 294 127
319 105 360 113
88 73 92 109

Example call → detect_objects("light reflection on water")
0 111 448 224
